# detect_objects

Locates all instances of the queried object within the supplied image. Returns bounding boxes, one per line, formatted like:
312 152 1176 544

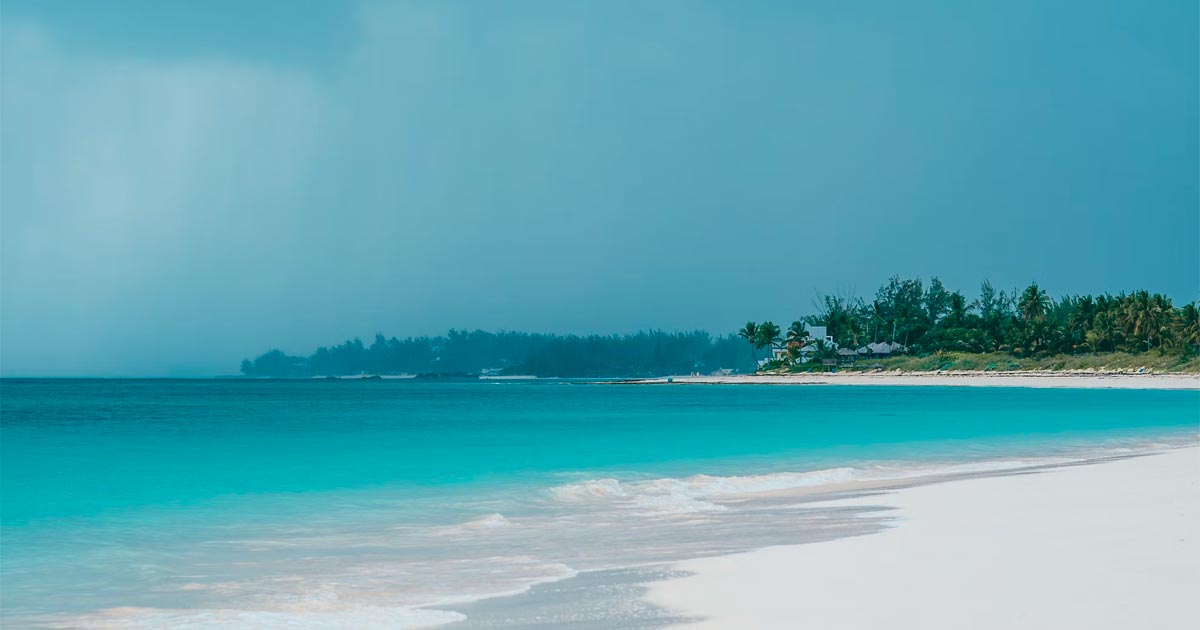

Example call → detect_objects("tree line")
240 278 1197 377
240 329 756 378
738 277 1198 363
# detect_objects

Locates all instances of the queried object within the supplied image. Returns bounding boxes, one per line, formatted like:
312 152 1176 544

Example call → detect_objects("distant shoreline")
620 371 1200 390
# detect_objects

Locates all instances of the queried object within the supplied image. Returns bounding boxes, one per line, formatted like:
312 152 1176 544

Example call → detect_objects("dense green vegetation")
865 351 1199 374
240 278 1197 377
743 277 1198 373
240 330 754 378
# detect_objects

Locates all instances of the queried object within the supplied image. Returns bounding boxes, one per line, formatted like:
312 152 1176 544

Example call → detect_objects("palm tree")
1174 303 1200 353
1018 282 1050 323
1121 290 1168 351
814 293 861 346
1014 282 1052 353
738 322 759 361
1089 309 1120 353
784 321 809 366
755 321 783 359
945 292 968 328
811 338 838 371
868 300 886 343
1067 295 1095 352
786 321 809 345
1151 293 1174 348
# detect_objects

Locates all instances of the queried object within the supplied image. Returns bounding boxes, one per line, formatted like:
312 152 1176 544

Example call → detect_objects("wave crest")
549 467 863 514
432 512 515 536
545 456 1105 515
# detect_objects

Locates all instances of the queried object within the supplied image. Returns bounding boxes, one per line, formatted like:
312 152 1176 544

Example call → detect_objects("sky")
2 0 1197 376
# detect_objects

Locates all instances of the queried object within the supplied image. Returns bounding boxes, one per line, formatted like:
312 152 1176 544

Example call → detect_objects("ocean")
1 379 1196 628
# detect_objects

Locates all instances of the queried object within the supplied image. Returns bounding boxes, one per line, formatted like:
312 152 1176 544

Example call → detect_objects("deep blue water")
1 379 1197 627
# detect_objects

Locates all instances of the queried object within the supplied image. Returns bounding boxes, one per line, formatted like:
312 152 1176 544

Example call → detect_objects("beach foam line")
44 604 467 630
547 435 1200 516
547 457 1102 515
37 558 581 630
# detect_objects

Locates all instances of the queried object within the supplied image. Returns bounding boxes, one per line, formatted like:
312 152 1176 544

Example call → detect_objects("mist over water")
2 0 1197 376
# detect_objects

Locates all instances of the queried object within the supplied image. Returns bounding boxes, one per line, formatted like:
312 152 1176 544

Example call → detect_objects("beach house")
861 341 907 358
783 326 835 364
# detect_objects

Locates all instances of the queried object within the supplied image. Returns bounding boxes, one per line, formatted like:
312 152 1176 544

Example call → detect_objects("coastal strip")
645 446 1200 629
621 372 1200 390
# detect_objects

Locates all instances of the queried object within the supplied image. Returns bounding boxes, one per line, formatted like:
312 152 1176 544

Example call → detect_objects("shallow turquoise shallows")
1 379 1197 628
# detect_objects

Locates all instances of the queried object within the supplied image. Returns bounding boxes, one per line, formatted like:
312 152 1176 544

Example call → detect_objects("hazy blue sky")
2 0 1197 376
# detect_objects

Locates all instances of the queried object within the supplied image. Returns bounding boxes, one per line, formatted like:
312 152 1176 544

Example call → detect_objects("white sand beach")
642 372 1200 390
646 447 1200 629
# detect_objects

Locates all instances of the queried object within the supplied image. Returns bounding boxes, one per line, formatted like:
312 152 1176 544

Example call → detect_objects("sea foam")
546 457 1095 515
432 512 516 536
51 605 466 630
549 467 863 514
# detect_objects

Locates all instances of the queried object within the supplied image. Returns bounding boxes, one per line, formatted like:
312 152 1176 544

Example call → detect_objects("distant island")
240 329 754 378
239 277 1199 378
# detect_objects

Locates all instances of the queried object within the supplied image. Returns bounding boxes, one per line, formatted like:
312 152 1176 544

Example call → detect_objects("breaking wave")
546 456 1099 515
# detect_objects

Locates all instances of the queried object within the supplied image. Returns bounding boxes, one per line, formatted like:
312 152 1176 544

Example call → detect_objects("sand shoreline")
645 446 1200 629
441 446 1198 629
624 371 1200 390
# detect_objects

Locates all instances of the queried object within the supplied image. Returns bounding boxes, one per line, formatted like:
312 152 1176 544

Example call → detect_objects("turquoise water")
1 379 1197 627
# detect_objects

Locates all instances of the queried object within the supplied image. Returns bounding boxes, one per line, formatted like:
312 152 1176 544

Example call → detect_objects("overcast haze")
2 0 1197 376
